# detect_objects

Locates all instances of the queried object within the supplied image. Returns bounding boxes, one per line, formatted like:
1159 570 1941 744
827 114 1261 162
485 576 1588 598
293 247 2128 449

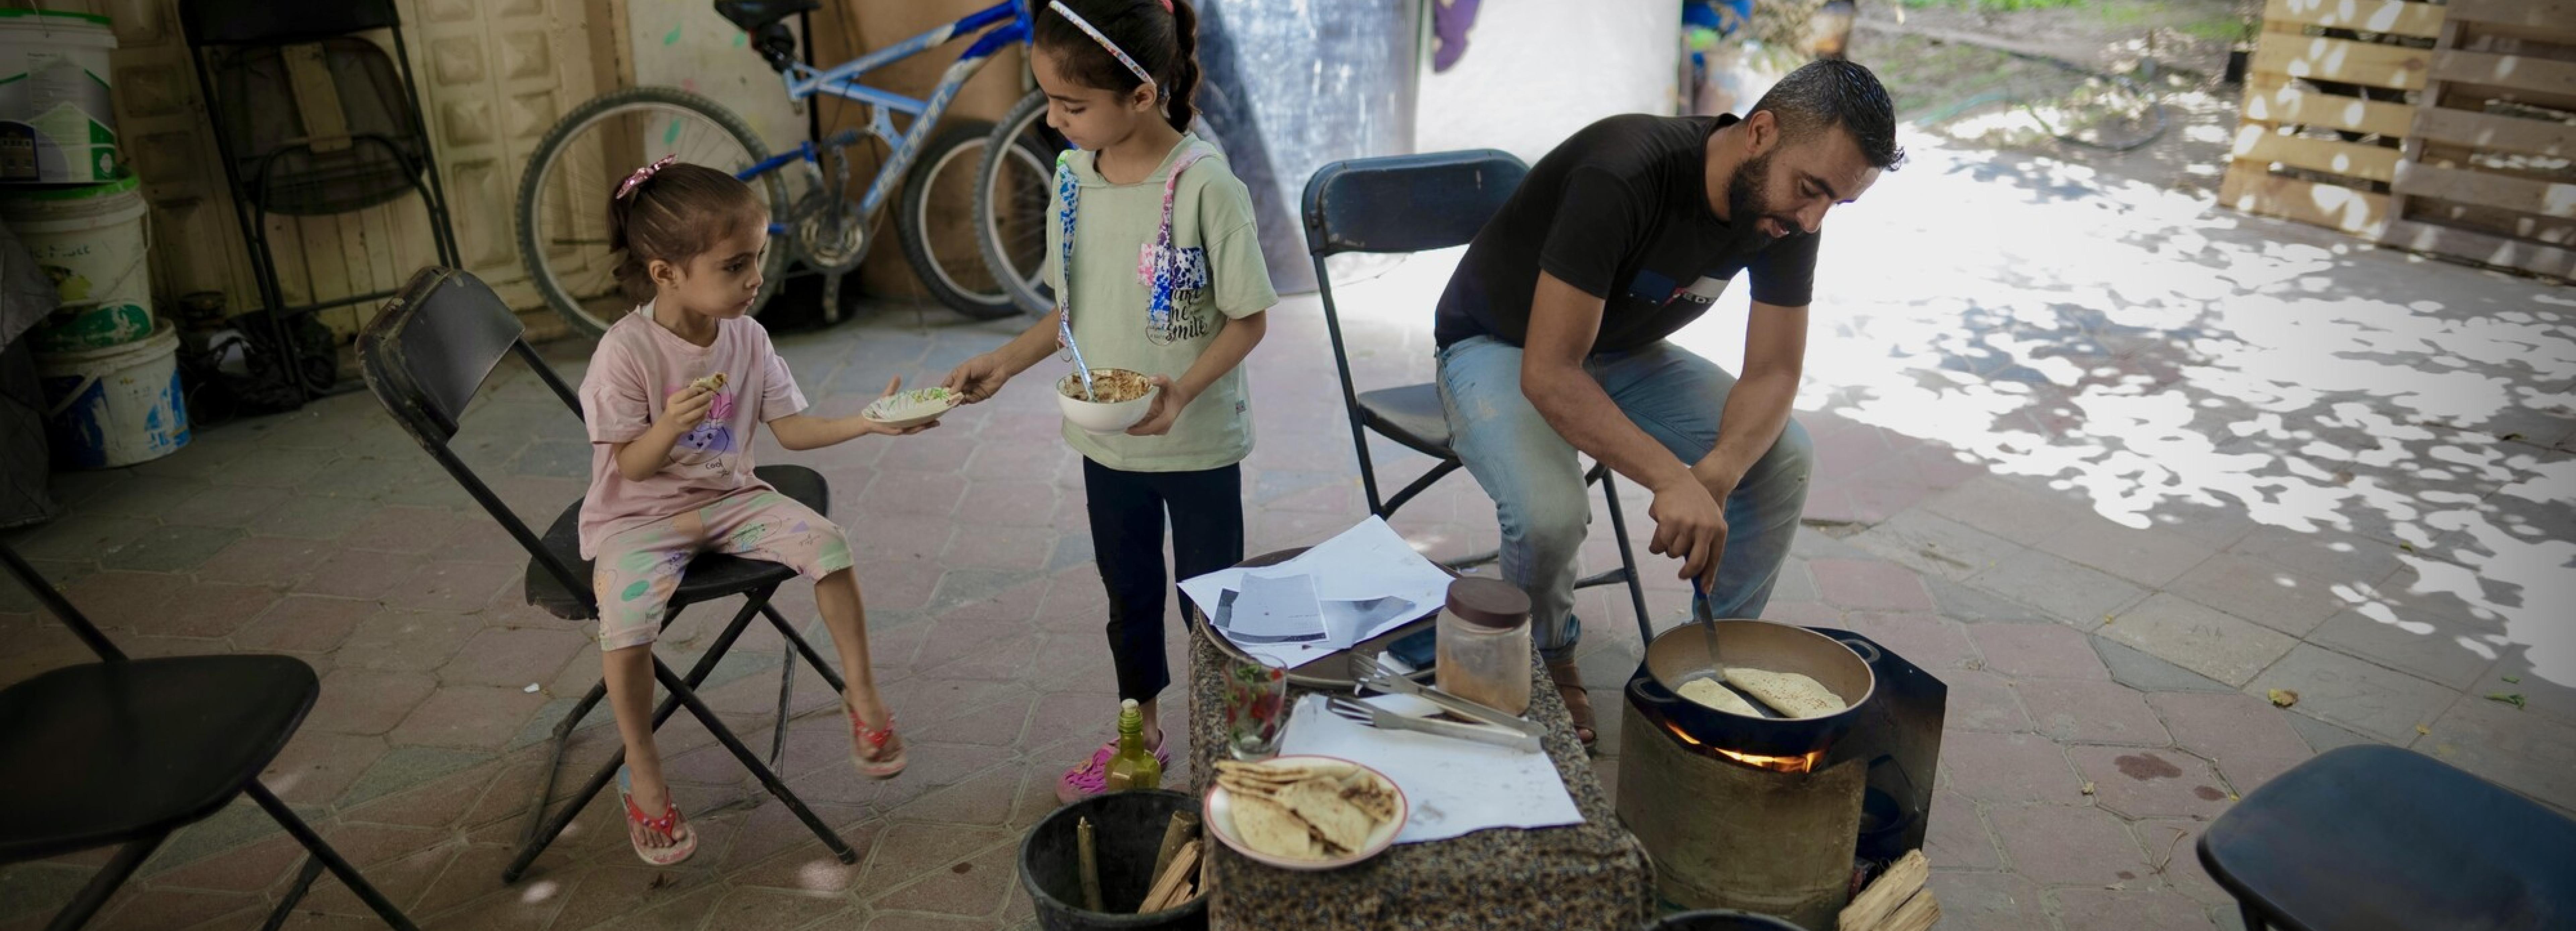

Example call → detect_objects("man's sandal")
850 704 907 779
617 766 697 866
1546 659 1597 750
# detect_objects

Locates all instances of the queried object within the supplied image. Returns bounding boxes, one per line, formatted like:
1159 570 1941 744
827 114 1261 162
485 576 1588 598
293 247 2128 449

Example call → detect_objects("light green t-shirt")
1046 133 1278 472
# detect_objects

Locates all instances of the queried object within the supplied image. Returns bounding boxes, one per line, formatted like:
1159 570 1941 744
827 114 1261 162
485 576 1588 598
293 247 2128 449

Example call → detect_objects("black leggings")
1084 458 1244 702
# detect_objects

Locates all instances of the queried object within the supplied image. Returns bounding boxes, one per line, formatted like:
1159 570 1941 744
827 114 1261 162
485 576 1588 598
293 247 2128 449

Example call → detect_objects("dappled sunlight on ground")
1746 135 2574 685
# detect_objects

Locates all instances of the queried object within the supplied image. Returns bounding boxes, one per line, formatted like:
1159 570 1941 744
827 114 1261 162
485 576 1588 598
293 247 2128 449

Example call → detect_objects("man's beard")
1726 150 1775 232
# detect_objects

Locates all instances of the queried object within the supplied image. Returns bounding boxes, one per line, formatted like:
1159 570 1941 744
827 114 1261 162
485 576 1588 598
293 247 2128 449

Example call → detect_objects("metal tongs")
1349 655 1547 748
1324 695 1542 753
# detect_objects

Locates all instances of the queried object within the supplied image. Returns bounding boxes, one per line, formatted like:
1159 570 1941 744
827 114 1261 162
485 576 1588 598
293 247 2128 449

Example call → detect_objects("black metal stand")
503 593 855 882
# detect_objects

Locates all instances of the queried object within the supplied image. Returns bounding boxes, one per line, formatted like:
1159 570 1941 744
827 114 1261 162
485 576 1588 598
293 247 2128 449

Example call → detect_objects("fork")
1323 695 1543 753
1349 655 1546 740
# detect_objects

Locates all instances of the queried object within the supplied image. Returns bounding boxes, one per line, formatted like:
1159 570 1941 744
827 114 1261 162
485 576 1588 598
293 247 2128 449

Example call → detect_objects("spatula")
1678 576 1777 718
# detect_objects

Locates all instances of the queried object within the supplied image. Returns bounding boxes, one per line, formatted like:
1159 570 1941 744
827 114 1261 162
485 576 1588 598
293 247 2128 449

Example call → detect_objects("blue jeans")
1436 336 1813 663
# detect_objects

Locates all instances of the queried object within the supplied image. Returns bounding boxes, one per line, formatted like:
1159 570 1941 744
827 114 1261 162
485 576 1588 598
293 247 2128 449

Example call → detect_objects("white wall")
628 2 808 152
1414 0 1680 162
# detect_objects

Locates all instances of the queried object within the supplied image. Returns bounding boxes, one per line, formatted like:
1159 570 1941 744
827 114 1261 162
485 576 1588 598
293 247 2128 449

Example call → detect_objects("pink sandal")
850 705 906 779
617 767 697 866
1055 731 1169 804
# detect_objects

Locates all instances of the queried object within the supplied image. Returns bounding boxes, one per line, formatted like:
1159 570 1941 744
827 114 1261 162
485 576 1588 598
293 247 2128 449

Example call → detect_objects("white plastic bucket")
38 320 189 469
0 9 120 183
1 173 152 352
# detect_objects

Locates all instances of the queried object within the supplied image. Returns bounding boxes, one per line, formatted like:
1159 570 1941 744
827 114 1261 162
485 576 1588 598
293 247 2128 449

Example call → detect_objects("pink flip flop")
850 705 906 779
617 767 697 866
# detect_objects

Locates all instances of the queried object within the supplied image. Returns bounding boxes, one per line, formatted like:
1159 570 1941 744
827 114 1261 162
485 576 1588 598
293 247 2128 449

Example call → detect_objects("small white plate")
861 387 960 429
1202 755 1406 871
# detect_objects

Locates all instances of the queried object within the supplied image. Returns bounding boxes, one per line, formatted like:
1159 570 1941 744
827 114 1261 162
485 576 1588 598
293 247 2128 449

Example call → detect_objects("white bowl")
1056 368 1157 435
861 386 961 430
1201 755 1406 871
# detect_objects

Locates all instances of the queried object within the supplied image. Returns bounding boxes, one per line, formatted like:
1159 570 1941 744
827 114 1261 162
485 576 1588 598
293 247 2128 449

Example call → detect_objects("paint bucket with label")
0 9 120 183
1 172 153 352
37 320 190 469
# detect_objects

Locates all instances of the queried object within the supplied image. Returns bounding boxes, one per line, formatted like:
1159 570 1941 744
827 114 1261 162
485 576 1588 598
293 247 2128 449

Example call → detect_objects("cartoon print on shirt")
1138 244 1214 342
670 386 737 469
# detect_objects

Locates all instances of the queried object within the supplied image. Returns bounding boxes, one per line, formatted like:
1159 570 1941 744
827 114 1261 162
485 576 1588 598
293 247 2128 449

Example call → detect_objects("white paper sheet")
1276 694 1583 845
1184 517 1456 669
1227 570 1328 643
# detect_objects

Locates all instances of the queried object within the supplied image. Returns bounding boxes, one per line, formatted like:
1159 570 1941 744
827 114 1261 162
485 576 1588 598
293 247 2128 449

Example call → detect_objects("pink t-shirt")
577 305 808 558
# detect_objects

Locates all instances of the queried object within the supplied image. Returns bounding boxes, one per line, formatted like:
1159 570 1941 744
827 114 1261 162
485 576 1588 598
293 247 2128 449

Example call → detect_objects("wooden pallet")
2219 0 2576 280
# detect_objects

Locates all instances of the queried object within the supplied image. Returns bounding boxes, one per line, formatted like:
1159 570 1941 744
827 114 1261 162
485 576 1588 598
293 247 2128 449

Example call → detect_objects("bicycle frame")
734 0 1033 223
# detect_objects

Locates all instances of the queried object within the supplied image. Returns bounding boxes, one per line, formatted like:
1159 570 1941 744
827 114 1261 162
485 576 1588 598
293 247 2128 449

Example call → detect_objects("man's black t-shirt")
1433 113 1819 353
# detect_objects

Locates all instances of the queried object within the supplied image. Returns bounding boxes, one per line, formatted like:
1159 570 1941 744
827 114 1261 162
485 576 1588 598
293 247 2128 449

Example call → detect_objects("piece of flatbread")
1678 677 1764 717
1229 793 1319 860
1279 777 1375 853
689 372 726 394
1724 667 1847 718
1339 775 1399 824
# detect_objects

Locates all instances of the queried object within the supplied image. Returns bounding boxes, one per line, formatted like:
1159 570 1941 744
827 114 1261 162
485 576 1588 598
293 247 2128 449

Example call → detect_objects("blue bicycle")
516 0 1068 335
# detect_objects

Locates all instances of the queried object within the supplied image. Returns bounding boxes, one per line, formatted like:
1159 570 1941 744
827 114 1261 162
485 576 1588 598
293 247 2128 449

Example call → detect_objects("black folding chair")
1302 151 1650 630
0 542 418 931
182 0 462 402
357 267 855 882
2199 744 2576 930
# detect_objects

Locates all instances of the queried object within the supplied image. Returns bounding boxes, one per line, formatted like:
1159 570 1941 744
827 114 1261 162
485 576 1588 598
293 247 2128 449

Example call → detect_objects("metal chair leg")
1596 470 1654 646
258 855 326 931
772 639 795 769
43 834 162 931
760 604 848 694
246 783 420 931
517 678 608 849
650 656 856 864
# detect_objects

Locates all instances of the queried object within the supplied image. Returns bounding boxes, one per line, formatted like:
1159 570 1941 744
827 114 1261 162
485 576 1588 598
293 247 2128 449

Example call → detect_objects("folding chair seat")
1301 151 1650 629
524 464 828 619
0 543 417 930
358 267 855 884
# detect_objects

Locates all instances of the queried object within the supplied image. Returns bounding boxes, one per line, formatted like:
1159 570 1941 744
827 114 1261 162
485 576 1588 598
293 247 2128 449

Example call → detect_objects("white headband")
1048 1 1156 92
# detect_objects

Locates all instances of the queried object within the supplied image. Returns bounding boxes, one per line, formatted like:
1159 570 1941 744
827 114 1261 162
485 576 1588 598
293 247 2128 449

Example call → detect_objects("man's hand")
942 353 1012 403
1123 376 1189 436
1647 475 1728 585
655 385 713 433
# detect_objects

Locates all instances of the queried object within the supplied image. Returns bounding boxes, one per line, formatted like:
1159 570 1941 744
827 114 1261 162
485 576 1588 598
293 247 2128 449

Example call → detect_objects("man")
1433 59 1902 746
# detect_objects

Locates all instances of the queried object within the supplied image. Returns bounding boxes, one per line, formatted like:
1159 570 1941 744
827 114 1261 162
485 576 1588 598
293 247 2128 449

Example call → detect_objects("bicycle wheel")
517 87 793 339
974 89 1074 317
896 119 1022 320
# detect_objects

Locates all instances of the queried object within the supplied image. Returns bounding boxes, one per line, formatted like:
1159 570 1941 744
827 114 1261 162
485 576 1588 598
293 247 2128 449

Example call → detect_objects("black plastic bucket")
1642 909 1807 930
1018 788 1207 931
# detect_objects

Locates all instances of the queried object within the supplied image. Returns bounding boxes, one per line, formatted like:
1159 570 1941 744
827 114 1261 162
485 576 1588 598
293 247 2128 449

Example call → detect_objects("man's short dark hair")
1748 59 1905 170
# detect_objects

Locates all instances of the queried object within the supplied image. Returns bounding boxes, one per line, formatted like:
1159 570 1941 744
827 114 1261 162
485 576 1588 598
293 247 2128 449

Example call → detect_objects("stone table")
1185 608 1654 930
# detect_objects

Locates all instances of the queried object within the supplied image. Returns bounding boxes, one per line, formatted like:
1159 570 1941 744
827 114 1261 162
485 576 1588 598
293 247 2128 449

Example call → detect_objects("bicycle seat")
715 0 819 32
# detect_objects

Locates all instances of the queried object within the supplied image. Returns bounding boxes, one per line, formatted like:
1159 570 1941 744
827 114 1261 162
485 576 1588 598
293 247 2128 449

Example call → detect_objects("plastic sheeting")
1197 0 1421 296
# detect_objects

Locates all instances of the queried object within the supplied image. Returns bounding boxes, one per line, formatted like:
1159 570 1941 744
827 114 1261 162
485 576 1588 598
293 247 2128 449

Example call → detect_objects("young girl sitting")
579 159 927 865
943 0 1275 803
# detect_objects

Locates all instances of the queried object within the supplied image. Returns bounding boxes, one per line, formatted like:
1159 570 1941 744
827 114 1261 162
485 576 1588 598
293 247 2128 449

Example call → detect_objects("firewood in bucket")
1077 817 1104 912
1148 812 1197 884
1139 839 1202 912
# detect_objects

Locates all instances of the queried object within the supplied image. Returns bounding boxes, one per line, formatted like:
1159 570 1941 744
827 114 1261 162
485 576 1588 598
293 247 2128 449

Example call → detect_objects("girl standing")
942 0 1274 802
580 160 925 864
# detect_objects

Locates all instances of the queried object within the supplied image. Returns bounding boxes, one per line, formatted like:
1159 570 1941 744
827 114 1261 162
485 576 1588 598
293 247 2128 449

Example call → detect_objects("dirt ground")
1846 0 2259 196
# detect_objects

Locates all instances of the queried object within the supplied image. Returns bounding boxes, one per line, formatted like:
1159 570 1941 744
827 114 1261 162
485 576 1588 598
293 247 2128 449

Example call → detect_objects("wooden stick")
1138 839 1202 913
1838 849 1930 931
1077 817 1104 913
1147 812 1197 886
1879 889 1940 931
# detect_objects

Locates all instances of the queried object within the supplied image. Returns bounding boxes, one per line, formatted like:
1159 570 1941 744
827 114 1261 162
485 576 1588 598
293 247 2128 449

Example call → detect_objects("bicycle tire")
896 119 1022 320
974 89 1073 317
516 86 793 339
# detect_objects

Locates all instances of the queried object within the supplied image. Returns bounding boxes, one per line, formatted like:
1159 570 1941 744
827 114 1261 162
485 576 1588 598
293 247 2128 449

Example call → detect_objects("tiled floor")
6 107 2574 931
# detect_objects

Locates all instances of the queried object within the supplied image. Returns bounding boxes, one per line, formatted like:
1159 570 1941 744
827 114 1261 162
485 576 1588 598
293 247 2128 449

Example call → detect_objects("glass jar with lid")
1435 577 1532 715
